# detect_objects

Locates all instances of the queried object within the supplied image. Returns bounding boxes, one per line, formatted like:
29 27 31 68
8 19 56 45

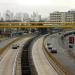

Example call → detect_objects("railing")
0 22 75 28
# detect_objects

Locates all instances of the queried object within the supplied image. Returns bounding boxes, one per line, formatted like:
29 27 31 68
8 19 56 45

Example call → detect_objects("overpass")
0 22 75 28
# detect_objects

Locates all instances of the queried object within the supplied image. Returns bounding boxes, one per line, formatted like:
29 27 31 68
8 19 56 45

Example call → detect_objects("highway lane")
0 37 17 48
0 36 33 75
0 34 33 48
63 34 75 54
32 36 58 75
45 33 75 75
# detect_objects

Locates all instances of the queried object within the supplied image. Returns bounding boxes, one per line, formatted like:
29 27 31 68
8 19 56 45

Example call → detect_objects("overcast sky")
0 0 75 17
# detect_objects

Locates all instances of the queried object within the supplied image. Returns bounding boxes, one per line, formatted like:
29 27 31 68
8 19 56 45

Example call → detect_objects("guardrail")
9 35 33 75
12 35 34 75
21 36 39 75
1 25 75 28
1 22 75 28
43 34 72 75
28 35 42 75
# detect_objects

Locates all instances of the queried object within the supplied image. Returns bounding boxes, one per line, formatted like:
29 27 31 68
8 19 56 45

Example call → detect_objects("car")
51 48 57 53
69 44 73 48
12 44 19 49
48 45 53 50
58 32 61 34
47 43 51 46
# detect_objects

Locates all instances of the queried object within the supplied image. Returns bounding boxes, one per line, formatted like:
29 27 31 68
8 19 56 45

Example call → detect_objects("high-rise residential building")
15 13 23 21
4 10 14 21
65 10 75 22
50 11 65 22
50 10 75 22
23 13 30 22
0 13 3 21
31 12 41 21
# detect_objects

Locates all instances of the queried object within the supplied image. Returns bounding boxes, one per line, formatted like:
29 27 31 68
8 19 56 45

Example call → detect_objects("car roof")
48 45 53 47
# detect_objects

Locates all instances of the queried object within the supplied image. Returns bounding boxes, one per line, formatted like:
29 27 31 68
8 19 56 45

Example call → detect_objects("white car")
48 45 53 50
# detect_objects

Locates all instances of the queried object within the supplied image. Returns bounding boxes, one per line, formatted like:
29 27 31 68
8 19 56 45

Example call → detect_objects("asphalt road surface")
32 36 58 75
0 37 16 48
0 36 32 75
45 33 75 75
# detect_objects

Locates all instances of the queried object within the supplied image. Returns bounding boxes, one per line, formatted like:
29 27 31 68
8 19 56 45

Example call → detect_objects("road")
63 34 75 54
45 33 75 75
0 37 16 48
0 36 32 75
32 36 58 75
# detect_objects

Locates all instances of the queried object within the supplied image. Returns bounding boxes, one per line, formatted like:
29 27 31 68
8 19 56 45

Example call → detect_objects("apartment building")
50 10 75 22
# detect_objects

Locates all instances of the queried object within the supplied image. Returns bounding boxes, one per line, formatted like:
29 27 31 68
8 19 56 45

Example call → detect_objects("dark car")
12 44 19 49
69 44 73 48
51 48 57 53
48 45 53 50
47 43 51 46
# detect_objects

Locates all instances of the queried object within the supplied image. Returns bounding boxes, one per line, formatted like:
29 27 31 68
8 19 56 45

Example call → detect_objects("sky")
0 0 75 17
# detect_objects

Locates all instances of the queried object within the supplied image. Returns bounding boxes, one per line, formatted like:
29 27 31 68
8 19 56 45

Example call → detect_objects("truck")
69 36 74 44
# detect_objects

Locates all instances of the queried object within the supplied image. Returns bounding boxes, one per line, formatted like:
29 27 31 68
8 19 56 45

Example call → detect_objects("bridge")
0 22 75 28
